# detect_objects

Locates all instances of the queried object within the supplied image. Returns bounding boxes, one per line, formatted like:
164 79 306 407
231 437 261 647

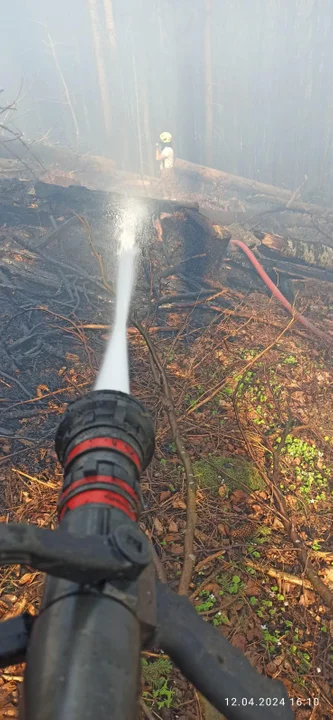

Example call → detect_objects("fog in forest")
2 0 333 197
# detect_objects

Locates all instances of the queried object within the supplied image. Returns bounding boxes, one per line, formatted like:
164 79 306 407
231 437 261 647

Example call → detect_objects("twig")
186 316 295 417
195 549 227 572
74 214 113 293
0 370 31 399
12 468 58 490
151 546 167 584
245 560 313 589
286 175 308 208
0 381 89 416
158 254 207 279
140 699 156 720
135 319 196 596
38 214 77 249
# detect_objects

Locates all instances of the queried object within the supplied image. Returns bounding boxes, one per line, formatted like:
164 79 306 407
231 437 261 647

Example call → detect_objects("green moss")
193 455 265 494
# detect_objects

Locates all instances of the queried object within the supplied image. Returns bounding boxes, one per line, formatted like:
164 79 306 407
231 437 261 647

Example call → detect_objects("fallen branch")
135 319 196 596
245 560 313 589
185 315 295 417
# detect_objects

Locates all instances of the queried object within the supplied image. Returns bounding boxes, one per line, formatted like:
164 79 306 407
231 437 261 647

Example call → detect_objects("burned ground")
0 171 332 719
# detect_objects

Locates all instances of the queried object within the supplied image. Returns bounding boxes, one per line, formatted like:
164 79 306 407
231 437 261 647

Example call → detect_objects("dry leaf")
1 595 17 605
272 517 284 531
159 491 171 503
26 604 37 616
246 628 262 642
170 544 183 555
244 578 260 596
153 518 164 536
201 583 220 596
168 520 179 533
265 660 279 675
36 384 49 397
172 498 186 510
299 590 316 607
231 633 246 652
194 529 210 542
4 597 27 619
217 523 227 536
164 533 181 543
19 572 37 586
231 490 248 503
218 485 227 499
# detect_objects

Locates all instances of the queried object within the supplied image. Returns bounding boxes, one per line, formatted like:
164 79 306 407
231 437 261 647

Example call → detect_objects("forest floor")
0 173 332 719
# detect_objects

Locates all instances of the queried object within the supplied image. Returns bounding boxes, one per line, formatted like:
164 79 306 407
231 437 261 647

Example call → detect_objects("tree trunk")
103 0 117 50
88 0 112 144
204 0 213 167
174 157 333 218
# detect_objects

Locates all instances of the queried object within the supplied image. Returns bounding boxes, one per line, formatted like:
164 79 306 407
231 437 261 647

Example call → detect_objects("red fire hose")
230 238 330 343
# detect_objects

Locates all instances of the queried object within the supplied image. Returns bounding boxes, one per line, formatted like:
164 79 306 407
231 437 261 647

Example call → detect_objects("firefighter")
155 132 174 172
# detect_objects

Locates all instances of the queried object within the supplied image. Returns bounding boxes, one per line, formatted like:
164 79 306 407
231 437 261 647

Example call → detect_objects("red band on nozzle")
65 437 141 471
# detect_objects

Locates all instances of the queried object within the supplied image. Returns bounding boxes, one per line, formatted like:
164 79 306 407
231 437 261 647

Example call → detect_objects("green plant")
312 540 321 551
281 436 331 503
261 628 281 652
212 612 229 627
195 590 216 612
152 679 174 710
142 657 174 709
228 575 243 594
255 527 271 544
283 355 298 365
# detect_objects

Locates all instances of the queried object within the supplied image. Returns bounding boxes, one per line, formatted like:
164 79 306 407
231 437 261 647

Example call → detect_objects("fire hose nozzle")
55 390 155 524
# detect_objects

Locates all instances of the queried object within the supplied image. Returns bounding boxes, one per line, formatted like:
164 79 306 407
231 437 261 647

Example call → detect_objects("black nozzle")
56 390 155 469
55 390 155 524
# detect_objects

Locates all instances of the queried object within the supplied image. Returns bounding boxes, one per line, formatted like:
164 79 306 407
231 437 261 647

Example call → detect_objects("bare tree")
103 0 117 50
46 31 80 143
204 0 213 167
88 0 112 141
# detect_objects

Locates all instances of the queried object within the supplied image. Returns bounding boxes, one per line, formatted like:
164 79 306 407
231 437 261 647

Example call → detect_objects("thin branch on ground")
74 214 114 293
135 319 196 596
245 560 313 589
185 316 295 417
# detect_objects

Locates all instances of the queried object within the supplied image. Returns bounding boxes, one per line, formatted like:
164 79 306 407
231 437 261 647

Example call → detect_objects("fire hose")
0 389 295 719
230 238 329 343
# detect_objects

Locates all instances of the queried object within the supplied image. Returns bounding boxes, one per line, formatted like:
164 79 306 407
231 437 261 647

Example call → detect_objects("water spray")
95 204 143 394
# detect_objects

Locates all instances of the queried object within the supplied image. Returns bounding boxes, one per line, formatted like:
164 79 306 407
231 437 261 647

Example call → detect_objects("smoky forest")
0 1 332 719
